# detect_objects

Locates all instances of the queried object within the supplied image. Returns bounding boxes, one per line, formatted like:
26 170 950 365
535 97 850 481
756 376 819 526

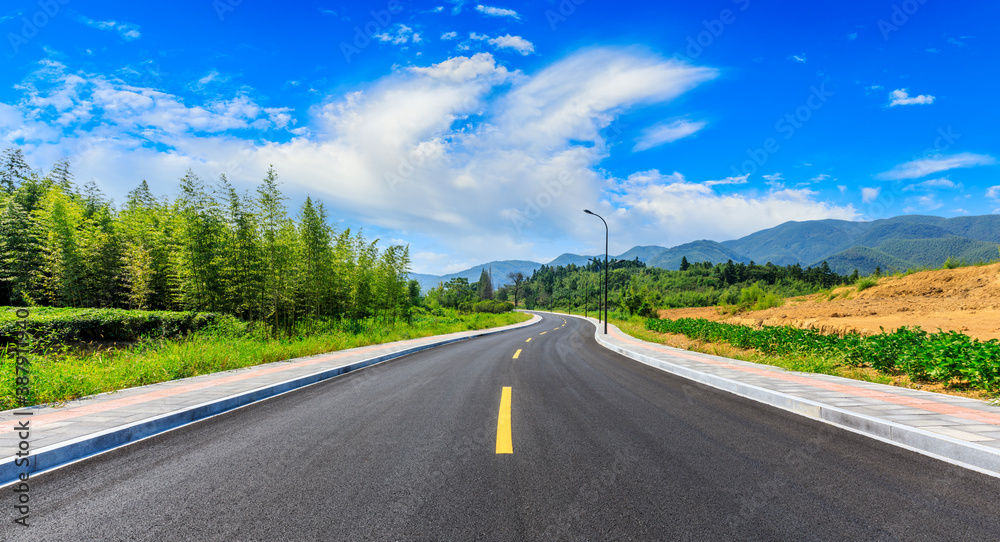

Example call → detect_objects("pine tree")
477 268 494 300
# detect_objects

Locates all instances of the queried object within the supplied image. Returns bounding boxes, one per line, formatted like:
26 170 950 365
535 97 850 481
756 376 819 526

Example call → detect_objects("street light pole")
583 209 608 334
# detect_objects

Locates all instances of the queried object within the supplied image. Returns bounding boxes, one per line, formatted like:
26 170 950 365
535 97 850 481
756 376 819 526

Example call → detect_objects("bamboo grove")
0 148 413 330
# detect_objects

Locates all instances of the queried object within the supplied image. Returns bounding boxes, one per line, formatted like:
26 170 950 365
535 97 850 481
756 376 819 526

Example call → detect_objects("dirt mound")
658 263 1000 340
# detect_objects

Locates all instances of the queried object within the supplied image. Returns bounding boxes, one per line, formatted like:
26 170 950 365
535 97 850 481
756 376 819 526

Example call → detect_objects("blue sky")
2 0 998 274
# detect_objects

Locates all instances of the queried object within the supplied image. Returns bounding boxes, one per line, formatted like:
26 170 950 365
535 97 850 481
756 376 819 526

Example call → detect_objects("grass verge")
0 311 530 410
544 308 995 402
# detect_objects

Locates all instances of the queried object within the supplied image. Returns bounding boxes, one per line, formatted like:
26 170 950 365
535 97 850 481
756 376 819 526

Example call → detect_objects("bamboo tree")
172 170 224 310
119 181 171 310
256 166 292 331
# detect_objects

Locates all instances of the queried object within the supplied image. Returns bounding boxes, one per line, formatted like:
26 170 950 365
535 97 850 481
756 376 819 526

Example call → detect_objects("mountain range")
410 214 1000 292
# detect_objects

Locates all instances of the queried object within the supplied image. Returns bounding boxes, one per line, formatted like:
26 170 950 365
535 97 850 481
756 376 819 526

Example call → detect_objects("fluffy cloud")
889 88 935 106
612 171 857 245
633 119 706 151
876 152 997 180
470 32 534 55
475 4 520 19
9 49 860 272
862 187 881 203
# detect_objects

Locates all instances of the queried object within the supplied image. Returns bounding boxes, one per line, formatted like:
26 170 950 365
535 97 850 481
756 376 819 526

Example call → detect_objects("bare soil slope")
658 263 1000 341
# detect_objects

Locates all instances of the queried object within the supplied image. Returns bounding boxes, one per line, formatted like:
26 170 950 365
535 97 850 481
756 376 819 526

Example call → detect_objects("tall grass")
0 311 529 409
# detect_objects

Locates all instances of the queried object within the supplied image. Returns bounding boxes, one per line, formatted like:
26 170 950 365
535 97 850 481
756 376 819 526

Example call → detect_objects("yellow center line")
496 387 513 454
540 331 547 335
513 349 521 359
525 338 531 342
553 327 559 331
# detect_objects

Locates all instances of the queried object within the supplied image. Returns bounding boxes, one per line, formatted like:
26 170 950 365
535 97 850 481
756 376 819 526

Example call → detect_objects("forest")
499 255 853 317
0 148 414 331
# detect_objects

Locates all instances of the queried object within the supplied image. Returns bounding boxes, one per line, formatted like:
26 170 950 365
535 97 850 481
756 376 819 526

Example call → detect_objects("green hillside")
721 219 867 265
647 240 750 269
874 237 999 268
812 246 915 275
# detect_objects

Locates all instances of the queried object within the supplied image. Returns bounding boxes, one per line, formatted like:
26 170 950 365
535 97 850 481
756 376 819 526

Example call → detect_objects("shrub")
0 307 233 345
856 276 878 292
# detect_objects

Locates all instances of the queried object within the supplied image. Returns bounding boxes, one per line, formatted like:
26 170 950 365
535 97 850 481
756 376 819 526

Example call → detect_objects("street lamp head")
583 209 594 215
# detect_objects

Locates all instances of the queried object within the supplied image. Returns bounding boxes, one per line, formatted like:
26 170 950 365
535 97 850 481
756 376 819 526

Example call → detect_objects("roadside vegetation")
644 317 1000 397
0 308 527 409
0 147 521 408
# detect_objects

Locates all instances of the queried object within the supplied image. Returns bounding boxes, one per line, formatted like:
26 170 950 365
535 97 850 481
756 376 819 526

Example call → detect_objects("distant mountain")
720 219 868 266
647 240 749 269
410 214 1000 290
545 253 596 268
615 245 669 262
409 260 542 292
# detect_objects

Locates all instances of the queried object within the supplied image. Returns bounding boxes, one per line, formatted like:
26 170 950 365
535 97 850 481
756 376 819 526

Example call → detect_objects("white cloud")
475 4 520 19
837 185 847 194
902 177 957 191
762 173 783 181
7 49 861 272
789 54 806 63
889 88 935 106
441 31 458 40
633 119 706 151
914 194 943 210
75 13 141 41
862 187 881 203
704 174 748 187
953 208 969 214
613 170 857 245
375 25 419 45
810 173 831 182
876 153 997 180
986 186 1000 200
470 32 534 55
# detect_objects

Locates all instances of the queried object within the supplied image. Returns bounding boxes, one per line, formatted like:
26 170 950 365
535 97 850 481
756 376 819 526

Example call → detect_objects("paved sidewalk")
0 314 541 485
571 313 1000 477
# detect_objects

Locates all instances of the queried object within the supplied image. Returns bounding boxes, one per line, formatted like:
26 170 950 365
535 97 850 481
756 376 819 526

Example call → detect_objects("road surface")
6 312 1000 540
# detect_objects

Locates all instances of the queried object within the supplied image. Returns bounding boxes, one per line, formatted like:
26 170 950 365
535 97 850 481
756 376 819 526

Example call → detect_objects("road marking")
540 331 547 335
496 387 513 454
525 338 531 342
513 349 522 359
554 327 560 330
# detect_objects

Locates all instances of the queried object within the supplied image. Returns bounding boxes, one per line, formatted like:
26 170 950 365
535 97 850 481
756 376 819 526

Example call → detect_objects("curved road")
7 312 1000 540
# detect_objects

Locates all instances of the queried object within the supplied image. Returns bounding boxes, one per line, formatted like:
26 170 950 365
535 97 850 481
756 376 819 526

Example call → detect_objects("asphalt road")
6 311 1000 540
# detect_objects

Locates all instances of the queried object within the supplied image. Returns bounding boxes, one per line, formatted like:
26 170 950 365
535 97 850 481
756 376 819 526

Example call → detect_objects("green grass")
0 311 530 409
856 276 878 291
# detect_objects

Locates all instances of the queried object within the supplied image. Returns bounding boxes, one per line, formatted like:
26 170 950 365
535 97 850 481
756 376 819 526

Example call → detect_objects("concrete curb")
0 313 541 485
550 311 1000 477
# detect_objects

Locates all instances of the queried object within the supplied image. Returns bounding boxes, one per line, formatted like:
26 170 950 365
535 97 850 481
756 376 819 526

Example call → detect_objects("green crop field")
646 317 1000 393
